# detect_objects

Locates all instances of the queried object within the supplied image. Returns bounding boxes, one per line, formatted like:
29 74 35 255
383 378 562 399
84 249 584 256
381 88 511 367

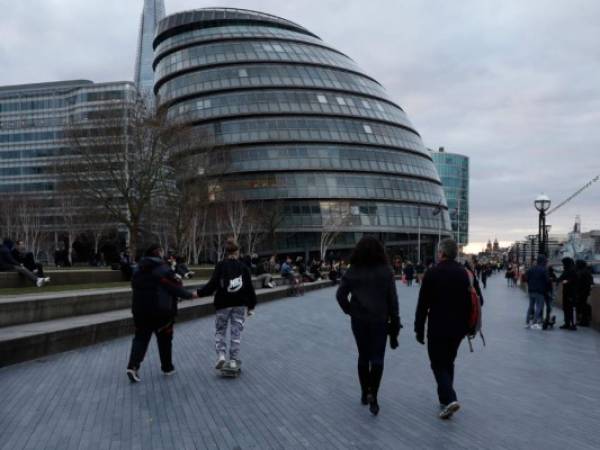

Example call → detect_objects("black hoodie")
197 258 257 311
131 257 193 318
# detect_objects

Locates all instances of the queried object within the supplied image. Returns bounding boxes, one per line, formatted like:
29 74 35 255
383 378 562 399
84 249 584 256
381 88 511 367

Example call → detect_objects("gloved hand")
389 316 402 350
415 332 425 345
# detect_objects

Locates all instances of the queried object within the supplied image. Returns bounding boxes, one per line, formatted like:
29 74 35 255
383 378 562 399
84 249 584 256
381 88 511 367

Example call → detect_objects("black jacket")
336 264 399 323
525 264 551 295
414 260 471 339
0 243 19 270
131 257 193 319
558 265 577 299
197 258 257 311
576 268 594 300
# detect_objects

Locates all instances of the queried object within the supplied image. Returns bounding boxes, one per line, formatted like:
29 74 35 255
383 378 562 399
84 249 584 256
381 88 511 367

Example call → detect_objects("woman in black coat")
336 237 401 415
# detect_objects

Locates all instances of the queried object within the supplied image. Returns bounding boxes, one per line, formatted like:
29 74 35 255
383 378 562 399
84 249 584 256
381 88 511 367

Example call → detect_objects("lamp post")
534 194 551 257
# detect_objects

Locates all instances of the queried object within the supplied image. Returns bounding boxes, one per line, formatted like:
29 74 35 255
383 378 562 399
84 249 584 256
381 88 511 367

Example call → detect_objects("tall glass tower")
134 0 166 97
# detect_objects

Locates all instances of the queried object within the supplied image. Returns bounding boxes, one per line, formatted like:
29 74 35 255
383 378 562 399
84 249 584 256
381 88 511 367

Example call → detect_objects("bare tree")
260 200 286 258
319 204 351 261
60 96 197 257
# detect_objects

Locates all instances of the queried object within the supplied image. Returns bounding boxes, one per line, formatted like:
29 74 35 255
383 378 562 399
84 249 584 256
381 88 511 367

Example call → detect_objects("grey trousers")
215 306 246 360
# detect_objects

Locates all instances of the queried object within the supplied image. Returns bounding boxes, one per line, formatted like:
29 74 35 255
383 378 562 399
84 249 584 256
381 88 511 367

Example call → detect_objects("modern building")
431 147 469 246
0 80 136 229
134 0 166 98
153 8 451 257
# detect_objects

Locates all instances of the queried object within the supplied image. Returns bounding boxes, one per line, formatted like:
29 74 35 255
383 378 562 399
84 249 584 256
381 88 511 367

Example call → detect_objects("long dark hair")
350 236 389 267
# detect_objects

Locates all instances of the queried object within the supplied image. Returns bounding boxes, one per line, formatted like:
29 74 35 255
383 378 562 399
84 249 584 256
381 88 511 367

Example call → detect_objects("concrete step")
0 276 294 328
0 267 216 289
0 279 333 367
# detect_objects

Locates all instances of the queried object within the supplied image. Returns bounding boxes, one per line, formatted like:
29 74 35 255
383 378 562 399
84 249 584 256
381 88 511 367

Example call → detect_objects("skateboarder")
197 239 257 373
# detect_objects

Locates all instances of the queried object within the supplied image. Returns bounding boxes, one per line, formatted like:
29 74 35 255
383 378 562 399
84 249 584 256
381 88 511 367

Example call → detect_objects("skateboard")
219 360 241 378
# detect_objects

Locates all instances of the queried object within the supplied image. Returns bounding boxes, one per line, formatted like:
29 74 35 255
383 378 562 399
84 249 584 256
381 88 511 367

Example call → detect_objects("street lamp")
534 194 551 257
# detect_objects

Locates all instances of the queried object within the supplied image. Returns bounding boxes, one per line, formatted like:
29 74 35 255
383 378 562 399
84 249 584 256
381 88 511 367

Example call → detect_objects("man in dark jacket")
575 260 594 327
558 257 578 330
11 240 45 277
197 239 257 370
525 255 551 329
414 239 470 420
0 238 49 287
126 244 197 383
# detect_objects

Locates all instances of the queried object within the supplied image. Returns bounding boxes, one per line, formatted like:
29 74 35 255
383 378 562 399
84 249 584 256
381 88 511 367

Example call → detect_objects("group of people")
337 237 479 419
525 255 594 330
0 238 50 287
126 236 478 421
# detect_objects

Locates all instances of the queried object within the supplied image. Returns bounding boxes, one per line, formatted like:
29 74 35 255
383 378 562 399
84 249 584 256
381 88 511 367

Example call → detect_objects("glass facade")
134 0 166 97
154 8 451 253
431 149 469 246
0 80 137 227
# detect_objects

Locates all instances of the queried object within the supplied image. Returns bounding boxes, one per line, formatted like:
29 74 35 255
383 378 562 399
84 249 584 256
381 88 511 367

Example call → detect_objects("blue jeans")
527 293 545 324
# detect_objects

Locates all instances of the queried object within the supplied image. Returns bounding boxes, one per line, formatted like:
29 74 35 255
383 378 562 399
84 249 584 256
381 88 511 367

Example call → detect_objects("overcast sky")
1 0 599 252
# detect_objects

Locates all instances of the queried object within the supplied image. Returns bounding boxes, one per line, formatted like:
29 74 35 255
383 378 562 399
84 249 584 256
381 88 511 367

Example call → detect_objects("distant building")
430 147 469 246
134 0 166 98
0 80 136 232
154 8 452 257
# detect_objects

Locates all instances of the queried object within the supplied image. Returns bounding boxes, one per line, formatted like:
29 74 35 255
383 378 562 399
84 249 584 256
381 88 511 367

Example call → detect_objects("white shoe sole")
127 370 141 383
439 402 460 419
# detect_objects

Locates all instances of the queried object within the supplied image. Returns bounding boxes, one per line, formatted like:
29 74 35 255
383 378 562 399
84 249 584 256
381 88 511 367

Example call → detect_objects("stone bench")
0 267 216 289
0 279 332 367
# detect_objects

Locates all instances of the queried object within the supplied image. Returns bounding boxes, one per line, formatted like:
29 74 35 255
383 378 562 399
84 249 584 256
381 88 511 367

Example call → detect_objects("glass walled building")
153 8 451 255
0 80 137 231
431 147 469 246
134 0 166 98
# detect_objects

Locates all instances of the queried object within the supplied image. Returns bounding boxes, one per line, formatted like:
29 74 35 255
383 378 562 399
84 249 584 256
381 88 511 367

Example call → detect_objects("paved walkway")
1 276 599 450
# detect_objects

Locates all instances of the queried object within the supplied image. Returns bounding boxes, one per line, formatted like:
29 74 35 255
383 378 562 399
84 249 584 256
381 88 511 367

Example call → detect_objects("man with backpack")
197 239 257 371
414 239 473 420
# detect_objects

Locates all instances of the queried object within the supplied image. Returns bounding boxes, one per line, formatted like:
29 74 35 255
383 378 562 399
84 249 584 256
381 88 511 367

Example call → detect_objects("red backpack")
465 269 485 352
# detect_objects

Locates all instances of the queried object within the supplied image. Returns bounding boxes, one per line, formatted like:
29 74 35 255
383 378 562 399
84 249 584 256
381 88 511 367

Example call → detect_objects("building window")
336 97 346 106
363 124 373 134
238 69 248 77
317 94 328 104
362 100 371 109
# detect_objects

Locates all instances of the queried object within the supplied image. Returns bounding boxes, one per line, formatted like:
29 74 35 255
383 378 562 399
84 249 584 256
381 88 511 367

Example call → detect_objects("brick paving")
1 275 599 449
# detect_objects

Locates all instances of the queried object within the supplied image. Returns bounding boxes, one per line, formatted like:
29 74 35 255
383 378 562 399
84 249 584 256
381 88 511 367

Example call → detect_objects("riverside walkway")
0 276 599 450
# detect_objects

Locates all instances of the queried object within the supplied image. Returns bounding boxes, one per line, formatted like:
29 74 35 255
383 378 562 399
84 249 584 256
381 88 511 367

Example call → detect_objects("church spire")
134 0 166 98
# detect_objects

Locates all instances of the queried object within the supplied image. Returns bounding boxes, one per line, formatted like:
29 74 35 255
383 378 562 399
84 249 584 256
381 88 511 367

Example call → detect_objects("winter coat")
525 264 551 295
414 260 471 339
197 258 257 311
0 243 19 270
131 257 193 319
336 264 400 323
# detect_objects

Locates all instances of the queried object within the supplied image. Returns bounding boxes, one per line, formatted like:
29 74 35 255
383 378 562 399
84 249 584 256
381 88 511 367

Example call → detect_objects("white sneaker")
228 360 238 370
36 278 45 288
531 323 542 330
524 322 531 329
266 282 274 288
439 401 460 419
127 368 141 383
215 354 226 369
44 277 50 284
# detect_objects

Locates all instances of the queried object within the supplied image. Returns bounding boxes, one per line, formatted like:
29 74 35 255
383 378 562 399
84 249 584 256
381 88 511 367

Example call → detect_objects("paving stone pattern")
0 276 599 449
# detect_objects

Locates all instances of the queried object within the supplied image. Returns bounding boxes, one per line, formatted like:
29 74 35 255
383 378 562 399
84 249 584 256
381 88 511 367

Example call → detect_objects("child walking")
197 239 257 371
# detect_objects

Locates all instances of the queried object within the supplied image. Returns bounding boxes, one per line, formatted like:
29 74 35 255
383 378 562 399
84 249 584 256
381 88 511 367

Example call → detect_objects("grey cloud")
1 0 599 245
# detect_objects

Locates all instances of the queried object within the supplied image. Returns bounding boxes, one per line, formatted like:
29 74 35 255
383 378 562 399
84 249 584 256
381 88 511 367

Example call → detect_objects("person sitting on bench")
1 238 50 287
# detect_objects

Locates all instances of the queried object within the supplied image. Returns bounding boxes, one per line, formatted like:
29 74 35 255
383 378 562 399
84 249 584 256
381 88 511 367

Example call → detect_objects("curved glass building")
153 8 451 255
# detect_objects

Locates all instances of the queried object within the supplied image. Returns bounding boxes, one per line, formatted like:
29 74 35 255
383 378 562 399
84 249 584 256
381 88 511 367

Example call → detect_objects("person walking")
126 245 197 383
404 262 415 287
414 239 471 420
524 255 551 330
336 236 401 416
197 239 257 371
575 260 594 327
558 257 578 330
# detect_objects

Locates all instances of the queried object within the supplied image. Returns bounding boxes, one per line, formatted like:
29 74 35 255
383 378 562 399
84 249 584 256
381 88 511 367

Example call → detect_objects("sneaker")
44 277 51 284
569 325 578 331
36 278 44 288
215 354 226 369
127 368 141 383
163 367 176 376
228 360 238 370
524 322 531 329
439 401 460 419
531 323 542 330
559 324 570 330
266 282 275 288
368 395 380 416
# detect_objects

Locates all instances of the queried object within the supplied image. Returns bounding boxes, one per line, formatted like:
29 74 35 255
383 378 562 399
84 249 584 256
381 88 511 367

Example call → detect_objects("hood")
137 256 164 270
